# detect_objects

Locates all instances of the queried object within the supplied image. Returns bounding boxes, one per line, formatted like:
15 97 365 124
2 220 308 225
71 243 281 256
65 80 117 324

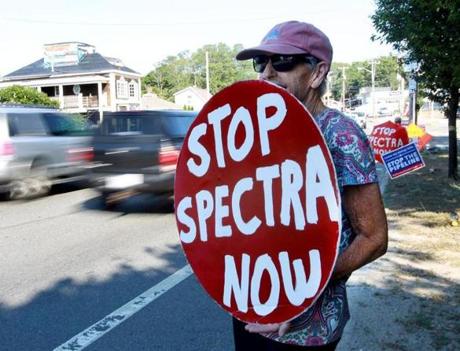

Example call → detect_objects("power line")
0 11 340 27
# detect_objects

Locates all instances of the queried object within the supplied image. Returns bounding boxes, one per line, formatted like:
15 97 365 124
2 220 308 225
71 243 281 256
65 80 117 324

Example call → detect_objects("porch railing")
51 95 99 109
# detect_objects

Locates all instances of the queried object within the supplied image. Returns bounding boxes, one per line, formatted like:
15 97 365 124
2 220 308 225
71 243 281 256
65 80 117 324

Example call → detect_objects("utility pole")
397 73 405 116
205 51 210 94
358 60 376 117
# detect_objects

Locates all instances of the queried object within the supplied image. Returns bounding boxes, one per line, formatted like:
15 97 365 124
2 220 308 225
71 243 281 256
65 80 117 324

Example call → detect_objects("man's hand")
245 322 291 337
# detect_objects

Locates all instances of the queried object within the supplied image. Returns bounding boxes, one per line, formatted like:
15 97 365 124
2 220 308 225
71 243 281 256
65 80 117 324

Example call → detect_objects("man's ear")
310 62 329 89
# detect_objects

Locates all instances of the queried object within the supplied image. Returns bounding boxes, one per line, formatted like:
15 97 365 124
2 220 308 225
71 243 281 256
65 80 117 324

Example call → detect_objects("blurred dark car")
89 110 197 206
0 105 93 199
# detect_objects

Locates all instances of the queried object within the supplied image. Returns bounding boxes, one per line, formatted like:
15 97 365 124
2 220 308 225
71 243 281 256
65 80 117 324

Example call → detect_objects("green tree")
372 0 460 179
374 56 400 89
191 43 255 94
329 56 400 104
143 52 194 101
0 85 59 108
142 43 255 101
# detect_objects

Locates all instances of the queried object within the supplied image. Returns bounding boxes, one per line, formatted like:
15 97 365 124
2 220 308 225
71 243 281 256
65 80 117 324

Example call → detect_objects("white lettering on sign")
208 104 232 168
177 148 339 243
279 250 321 305
232 178 262 235
215 185 231 238
386 153 421 172
280 160 306 230
227 107 254 162
223 250 321 316
178 196 196 244
257 93 287 156
196 190 214 242
306 146 339 224
256 165 280 227
250 254 280 316
368 136 405 149
187 123 210 177
186 93 287 174
373 127 396 136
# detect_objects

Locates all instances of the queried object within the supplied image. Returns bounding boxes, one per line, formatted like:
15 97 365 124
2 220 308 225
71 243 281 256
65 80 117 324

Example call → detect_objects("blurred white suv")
0 105 92 199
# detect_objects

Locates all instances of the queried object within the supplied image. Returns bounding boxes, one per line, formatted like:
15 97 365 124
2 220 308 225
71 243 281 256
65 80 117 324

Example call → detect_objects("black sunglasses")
253 54 319 73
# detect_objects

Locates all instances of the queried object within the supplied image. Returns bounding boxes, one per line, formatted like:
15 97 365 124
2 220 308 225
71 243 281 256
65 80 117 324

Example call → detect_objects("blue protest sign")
382 142 425 179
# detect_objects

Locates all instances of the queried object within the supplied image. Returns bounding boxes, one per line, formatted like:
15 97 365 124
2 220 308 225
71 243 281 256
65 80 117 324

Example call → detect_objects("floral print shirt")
267 108 378 346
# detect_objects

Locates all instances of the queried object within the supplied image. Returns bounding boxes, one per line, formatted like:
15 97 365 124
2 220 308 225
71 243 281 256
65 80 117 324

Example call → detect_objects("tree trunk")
447 86 459 179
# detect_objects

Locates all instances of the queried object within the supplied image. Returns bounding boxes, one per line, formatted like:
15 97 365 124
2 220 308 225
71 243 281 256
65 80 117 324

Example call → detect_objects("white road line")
53 264 193 351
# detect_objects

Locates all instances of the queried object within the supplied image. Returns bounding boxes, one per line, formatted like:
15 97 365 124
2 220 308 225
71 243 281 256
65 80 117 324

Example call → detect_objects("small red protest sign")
174 80 341 324
369 120 409 163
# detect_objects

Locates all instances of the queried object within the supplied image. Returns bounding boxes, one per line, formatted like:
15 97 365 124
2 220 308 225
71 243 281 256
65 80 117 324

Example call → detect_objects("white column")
78 93 83 109
109 73 116 111
97 81 103 108
97 81 104 121
59 85 64 109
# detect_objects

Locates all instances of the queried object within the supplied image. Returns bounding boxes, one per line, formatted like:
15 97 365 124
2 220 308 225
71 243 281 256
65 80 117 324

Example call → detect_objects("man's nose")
259 61 276 81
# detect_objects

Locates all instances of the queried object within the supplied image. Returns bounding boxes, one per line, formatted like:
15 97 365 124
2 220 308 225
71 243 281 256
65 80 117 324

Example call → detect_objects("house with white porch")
0 42 142 116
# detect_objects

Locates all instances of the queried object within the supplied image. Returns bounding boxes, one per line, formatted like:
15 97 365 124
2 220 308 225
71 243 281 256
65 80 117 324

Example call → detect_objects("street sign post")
174 80 341 324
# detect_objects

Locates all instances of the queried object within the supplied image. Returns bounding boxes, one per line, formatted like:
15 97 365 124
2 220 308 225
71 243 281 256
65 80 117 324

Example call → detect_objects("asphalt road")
0 188 233 351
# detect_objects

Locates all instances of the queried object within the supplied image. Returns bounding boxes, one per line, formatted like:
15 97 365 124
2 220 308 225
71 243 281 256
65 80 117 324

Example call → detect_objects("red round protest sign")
174 80 341 324
369 120 409 162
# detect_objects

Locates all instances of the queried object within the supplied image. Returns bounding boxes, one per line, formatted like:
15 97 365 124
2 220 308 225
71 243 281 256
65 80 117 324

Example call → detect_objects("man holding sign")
232 21 388 350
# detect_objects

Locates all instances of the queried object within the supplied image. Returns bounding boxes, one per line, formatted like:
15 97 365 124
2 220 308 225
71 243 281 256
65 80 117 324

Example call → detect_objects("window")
7 113 47 136
116 78 128 99
129 81 137 98
105 114 160 135
42 113 89 136
161 115 196 137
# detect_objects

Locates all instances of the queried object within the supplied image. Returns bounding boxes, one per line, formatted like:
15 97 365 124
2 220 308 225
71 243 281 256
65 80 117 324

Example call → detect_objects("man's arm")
332 182 388 280
245 183 388 337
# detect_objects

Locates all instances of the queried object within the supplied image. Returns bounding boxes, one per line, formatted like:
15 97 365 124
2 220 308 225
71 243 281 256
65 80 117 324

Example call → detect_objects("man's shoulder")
316 108 366 141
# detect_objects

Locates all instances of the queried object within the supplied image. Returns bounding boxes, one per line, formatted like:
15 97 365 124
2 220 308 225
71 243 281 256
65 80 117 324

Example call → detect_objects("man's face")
257 56 314 103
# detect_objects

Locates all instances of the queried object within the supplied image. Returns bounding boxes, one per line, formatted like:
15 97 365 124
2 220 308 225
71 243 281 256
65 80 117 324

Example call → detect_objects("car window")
42 113 90 136
104 115 161 135
7 113 47 136
161 115 196 138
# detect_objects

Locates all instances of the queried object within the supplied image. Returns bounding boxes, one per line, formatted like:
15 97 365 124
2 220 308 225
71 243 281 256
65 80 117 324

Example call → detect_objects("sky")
0 0 394 77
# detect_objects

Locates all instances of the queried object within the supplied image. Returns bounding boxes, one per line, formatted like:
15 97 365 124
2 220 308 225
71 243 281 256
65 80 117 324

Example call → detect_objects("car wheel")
27 161 52 198
8 179 30 200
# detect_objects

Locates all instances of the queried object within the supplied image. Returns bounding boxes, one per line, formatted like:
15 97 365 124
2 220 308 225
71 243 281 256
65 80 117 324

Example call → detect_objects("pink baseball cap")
236 21 333 69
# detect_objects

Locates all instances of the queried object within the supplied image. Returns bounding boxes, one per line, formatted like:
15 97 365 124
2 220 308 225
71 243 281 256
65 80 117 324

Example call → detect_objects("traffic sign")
174 80 341 324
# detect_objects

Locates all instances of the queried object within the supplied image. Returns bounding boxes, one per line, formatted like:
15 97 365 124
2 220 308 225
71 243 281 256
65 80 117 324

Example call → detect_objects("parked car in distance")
89 110 197 207
348 111 367 129
0 105 93 199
